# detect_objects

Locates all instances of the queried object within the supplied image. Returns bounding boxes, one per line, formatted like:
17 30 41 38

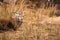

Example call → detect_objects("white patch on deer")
12 11 24 22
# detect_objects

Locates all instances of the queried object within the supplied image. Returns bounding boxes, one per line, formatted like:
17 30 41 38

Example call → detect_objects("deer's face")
12 11 24 29
12 11 24 21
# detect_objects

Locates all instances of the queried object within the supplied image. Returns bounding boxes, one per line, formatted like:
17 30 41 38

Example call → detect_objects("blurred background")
0 0 60 40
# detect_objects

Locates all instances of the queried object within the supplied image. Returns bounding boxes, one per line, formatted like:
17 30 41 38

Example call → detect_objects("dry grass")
0 0 60 40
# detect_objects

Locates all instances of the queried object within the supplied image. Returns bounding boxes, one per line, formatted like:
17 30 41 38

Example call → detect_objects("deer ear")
21 11 25 16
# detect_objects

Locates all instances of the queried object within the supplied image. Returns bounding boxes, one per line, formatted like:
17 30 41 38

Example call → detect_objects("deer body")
0 11 24 32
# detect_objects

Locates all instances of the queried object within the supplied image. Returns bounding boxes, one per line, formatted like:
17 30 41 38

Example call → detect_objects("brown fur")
0 18 15 31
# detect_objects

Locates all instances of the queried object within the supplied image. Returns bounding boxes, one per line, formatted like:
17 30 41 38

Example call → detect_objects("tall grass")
0 0 60 40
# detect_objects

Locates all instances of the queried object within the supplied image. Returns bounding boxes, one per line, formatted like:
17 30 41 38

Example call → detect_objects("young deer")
0 11 24 32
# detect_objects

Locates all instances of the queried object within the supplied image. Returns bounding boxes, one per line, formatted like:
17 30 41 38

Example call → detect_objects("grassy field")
0 0 60 40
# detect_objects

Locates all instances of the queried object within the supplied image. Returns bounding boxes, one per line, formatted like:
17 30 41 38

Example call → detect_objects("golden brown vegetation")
0 0 60 40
